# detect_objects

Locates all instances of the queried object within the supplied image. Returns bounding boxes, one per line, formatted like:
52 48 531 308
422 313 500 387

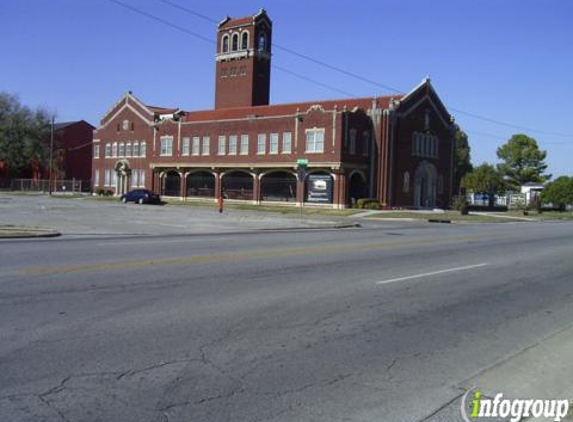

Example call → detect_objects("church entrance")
114 161 131 196
413 161 437 208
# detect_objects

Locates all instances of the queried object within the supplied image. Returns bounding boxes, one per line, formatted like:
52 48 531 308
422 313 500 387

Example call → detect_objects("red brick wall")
391 95 454 208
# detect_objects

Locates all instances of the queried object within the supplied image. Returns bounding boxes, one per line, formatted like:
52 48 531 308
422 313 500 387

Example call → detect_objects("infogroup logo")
460 388 570 422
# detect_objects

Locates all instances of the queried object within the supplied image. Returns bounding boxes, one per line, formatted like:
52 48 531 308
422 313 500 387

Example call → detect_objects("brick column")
253 172 261 204
180 172 186 200
152 170 161 195
214 169 221 201
334 171 347 209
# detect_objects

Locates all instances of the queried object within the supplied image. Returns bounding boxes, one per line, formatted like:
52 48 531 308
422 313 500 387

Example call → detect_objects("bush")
452 195 469 215
356 198 379 209
96 188 105 196
104 190 114 197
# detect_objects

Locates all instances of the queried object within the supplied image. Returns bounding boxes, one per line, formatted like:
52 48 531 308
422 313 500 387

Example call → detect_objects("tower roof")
218 8 271 29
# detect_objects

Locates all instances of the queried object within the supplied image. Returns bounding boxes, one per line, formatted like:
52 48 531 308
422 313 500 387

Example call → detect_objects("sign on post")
296 158 308 181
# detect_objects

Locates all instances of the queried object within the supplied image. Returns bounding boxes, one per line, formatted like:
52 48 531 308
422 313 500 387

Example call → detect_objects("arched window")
222 35 229 53
232 33 239 51
258 33 266 51
241 31 249 50
403 172 410 193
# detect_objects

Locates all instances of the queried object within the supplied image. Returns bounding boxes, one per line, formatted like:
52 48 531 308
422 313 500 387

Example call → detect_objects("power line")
106 0 356 98
112 0 571 141
465 129 570 146
107 0 215 44
451 109 573 139
154 0 573 140
156 0 402 94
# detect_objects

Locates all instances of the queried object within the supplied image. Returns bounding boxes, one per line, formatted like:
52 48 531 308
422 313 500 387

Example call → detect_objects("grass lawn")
366 210 525 223
163 198 361 217
498 210 573 221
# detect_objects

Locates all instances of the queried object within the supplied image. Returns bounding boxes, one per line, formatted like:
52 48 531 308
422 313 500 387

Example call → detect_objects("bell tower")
215 9 272 109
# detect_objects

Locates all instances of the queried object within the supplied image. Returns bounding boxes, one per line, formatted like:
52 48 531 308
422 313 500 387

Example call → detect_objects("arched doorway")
305 171 333 204
162 170 181 197
261 171 297 202
222 171 253 200
348 171 368 206
114 161 131 196
186 171 215 198
413 161 437 208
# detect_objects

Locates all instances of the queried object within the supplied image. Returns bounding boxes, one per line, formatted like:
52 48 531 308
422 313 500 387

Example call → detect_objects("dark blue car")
120 189 161 204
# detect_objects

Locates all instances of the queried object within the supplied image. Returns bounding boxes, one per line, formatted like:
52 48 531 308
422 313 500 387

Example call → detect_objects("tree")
540 176 573 211
0 92 51 178
497 134 550 189
453 124 472 193
461 163 504 207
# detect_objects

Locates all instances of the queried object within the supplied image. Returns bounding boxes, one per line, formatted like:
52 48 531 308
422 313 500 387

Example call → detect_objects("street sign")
296 158 308 181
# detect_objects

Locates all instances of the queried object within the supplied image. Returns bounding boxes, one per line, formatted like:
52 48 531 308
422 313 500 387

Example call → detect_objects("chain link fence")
0 179 92 194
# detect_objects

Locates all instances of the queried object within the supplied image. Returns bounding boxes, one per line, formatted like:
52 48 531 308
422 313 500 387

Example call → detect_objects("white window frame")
305 128 325 153
131 169 138 187
218 135 226 155
160 136 173 156
93 144 100 159
139 169 146 187
269 133 279 154
112 142 118 157
105 143 111 158
94 169 100 186
192 136 200 156
257 134 266 155
125 142 132 157
119 142 125 157
182 137 190 156
133 141 140 157
104 169 110 186
228 135 238 155
202 136 210 156
140 141 147 157
240 134 249 155
241 31 249 50
282 132 292 154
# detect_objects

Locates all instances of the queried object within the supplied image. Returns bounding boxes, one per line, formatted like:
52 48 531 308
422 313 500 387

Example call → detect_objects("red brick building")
50 120 95 182
92 9 455 208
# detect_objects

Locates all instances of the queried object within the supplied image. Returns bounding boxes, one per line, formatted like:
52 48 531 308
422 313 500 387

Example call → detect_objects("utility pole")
48 116 54 195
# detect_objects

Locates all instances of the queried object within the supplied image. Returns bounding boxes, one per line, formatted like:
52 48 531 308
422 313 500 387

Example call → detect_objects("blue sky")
1 0 571 176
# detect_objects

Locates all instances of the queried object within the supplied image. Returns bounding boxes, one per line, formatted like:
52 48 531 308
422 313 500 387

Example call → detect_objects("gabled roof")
182 95 401 122
218 8 272 29
54 120 95 130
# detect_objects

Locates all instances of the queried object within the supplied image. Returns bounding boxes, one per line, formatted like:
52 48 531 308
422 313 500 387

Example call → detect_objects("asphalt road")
1 219 573 422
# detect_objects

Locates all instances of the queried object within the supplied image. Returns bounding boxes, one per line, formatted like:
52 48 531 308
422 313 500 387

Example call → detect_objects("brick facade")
92 9 455 209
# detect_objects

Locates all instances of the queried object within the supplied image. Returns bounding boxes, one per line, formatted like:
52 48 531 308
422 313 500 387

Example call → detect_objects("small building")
92 9 456 208
520 182 546 206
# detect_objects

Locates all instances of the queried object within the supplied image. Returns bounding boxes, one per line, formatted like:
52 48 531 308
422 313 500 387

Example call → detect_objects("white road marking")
375 263 489 285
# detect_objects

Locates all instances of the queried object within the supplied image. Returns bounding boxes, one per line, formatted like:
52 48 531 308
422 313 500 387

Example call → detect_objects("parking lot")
0 194 353 237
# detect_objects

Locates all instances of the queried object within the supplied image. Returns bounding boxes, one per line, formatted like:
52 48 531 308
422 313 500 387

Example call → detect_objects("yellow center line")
19 233 506 276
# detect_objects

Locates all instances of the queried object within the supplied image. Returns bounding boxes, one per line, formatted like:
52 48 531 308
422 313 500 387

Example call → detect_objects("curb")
257 222 361 231
0 228 61 239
